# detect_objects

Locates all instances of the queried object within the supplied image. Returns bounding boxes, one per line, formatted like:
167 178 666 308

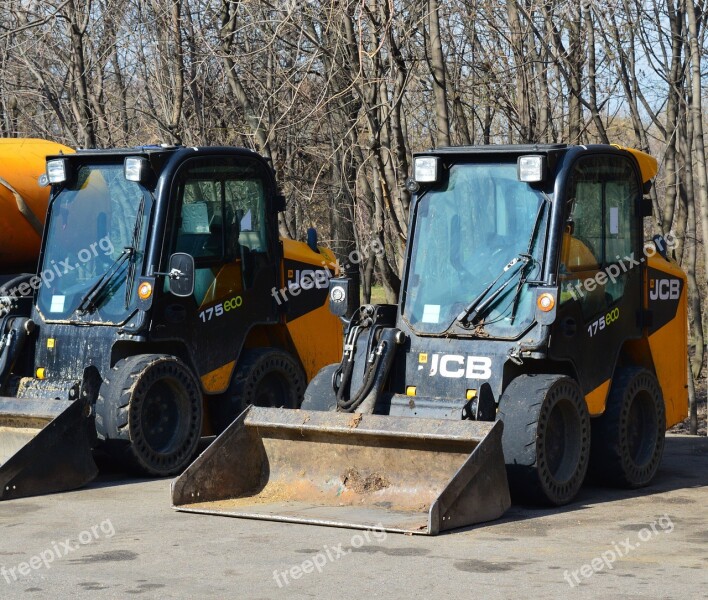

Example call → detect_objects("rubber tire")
301 363 339 412
208 349 306 434
95 354 203 476
498 374 590 506
588 367 665 488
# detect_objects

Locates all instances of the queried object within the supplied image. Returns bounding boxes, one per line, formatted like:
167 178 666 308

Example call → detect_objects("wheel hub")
141 380 184 454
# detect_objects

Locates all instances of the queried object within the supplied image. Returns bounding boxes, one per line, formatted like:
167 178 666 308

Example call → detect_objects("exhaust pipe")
172 406 510 535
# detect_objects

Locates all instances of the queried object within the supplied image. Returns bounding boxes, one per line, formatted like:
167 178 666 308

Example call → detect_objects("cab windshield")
37 163 152 323
401 162 547 337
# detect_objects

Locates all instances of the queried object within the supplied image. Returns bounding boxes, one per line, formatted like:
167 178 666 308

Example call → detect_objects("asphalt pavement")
1 434 706 599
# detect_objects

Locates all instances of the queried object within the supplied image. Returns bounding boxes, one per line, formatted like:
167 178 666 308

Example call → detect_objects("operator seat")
561 234 598 272
198 211 244 307
559 233 606 314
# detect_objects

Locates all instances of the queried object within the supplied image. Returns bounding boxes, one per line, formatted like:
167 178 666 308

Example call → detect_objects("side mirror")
328 277 358 318
166 253 195 297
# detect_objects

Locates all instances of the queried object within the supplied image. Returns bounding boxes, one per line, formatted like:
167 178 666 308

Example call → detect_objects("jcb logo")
287 269 330 291
427 354 492 379
649 278 680 301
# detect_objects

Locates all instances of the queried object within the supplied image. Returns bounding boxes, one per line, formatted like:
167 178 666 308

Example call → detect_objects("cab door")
551 153 644 414
152 154 279 392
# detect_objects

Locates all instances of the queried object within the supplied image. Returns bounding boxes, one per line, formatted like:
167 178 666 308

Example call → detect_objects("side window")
567 180 602 269
605 180 635 264
560 156 638 317
224 178 267 255
176 179 222 259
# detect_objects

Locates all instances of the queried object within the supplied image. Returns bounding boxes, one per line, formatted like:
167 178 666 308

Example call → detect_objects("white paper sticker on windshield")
50 295 65 313
422 304 440 323
240 209 252 231
609 206 619 234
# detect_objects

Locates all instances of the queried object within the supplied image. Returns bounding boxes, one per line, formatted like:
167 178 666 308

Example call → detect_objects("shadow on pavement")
449 434 708 535
83 436 218 491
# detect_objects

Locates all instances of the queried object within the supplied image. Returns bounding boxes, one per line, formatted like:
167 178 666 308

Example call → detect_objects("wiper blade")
124 196 147 308
510 195 549 324
456 254 531 326
76 247 133 315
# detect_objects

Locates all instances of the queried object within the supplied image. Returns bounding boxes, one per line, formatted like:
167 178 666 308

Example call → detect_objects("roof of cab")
613 145 658 183
416 143 658 183
46 145 260 160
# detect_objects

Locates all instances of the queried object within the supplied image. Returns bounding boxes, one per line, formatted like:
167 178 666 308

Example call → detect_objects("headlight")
46 159 68 184
124 157 150 183
517 155 546 183
413 156 440 183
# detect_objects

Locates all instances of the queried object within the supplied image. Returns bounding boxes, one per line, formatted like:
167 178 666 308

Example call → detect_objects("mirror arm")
152 268 184 279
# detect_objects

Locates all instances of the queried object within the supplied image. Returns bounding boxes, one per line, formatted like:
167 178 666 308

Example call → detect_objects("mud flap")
0 398 98 500
172 406 510 535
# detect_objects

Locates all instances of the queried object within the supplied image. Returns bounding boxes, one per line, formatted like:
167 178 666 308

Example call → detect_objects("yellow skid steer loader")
0 145 342 500
173 144 687 535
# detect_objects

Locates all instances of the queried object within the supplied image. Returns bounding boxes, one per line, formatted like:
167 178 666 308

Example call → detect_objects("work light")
517 155 546 183
46 159 68 184
124 157 149 183
414 156 440 183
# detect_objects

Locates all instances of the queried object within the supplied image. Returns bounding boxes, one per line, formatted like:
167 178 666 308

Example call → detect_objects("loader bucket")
0 398 98 500
172 407 510 535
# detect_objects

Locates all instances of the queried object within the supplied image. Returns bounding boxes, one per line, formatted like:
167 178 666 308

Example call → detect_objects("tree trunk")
427 0 450 146
67 0 96 147
686 0 708 293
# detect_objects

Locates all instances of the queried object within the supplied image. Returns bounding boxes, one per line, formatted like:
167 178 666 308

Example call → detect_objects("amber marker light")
537 292 555 312
138 281 153 300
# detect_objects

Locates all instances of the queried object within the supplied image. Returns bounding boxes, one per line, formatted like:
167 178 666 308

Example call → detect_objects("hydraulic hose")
336 332 386 412
334 304 403 414
0 318 31 392
335 306 381 412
